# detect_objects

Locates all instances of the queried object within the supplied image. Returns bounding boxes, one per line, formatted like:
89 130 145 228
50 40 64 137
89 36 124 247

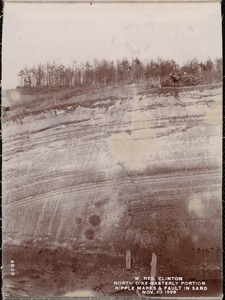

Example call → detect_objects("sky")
2 2 222 89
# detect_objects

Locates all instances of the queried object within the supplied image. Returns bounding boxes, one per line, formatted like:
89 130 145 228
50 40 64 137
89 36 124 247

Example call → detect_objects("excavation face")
2 85 222 297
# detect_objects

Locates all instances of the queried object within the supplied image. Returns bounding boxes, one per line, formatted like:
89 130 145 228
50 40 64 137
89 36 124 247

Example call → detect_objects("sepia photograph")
2 1 223 298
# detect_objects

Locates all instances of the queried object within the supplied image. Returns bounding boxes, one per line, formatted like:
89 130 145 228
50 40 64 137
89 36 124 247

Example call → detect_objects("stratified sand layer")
2 84 222 297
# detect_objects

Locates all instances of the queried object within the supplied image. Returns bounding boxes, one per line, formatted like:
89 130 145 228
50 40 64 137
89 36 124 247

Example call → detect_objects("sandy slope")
2 84 222 297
